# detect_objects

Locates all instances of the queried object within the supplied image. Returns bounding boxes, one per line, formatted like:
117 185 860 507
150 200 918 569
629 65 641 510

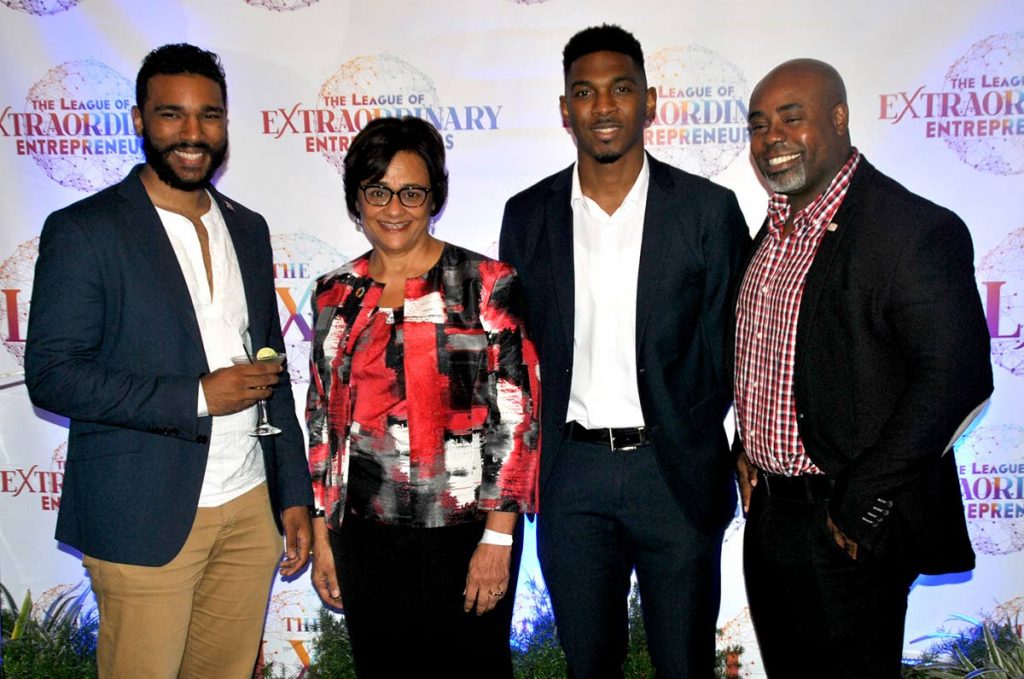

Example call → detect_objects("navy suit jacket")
500 153 751 529
26 165 313 567
738 157 992 574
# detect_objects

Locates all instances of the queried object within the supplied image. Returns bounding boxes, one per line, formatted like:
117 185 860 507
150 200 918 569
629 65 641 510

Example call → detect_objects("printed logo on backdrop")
977 226 1023 375
0 237 36 367
260 54 502 175
644 45 750 178
0 441 64 511
243 0 318 11
1 0 80 15
955 426 1024 556
0 59 142 191
272 233 348 383
259 589 323 674
879 30 1024 175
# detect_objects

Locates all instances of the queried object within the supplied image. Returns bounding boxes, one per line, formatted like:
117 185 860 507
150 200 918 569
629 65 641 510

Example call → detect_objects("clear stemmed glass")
231 350 285 437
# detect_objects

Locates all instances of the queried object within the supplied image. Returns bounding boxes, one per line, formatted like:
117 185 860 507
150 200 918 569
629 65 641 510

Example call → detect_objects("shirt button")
756 331 763 340
761 285 769 294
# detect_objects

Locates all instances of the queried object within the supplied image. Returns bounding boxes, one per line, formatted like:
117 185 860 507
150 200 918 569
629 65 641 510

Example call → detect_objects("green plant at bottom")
1 582 99 679
305 607 357 679
509 579 742 679
903 615 1024 678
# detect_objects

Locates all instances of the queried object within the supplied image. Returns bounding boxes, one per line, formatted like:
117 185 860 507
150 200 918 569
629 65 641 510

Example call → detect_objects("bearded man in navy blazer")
25 44 313 679
734 59 993 677
499 24 750 677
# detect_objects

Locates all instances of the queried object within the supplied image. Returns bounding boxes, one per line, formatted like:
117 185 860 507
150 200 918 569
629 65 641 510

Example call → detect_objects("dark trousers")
537 438 724 678
744 481 917 678
329 513 524 679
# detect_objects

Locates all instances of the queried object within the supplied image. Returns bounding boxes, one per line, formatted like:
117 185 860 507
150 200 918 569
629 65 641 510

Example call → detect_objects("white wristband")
479 528 514 546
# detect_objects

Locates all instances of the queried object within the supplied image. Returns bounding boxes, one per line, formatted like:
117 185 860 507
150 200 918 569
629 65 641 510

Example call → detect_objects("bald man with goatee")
733 58 992 677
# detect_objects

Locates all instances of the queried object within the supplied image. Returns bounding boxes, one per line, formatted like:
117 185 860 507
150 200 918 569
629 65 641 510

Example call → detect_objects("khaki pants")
84 483 282 679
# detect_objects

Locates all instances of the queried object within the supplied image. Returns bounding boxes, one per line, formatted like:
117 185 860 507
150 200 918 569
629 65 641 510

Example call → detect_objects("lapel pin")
826 222 839 232
224 200 235 212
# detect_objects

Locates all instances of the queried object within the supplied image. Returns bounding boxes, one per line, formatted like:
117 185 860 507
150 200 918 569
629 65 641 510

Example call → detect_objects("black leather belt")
566 422 650 451
760 473 834 502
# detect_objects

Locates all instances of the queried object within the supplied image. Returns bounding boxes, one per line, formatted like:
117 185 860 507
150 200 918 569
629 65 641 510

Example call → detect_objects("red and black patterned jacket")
307 243 540 529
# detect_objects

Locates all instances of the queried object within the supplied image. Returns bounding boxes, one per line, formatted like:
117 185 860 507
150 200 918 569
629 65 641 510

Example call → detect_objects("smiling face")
560 50 655 166
357 150 435 258
747 61 851 213
133 73 227 192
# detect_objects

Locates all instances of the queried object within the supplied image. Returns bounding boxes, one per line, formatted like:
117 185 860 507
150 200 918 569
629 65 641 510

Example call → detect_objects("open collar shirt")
156 196 263 506
566 155 649 429
734 149 861 476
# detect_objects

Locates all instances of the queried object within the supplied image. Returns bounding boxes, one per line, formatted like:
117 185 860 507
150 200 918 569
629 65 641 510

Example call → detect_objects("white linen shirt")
565 155 649 429
155 196 265 507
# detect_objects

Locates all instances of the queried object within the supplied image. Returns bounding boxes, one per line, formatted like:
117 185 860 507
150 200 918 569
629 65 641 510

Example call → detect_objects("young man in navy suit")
26 44 312 678
734 59 992 677
500 24 750 678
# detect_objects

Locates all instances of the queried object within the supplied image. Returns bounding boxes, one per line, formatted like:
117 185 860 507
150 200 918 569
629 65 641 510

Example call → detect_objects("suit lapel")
114 167 205 357
635 156 675 347
794 161 871 363
546 167 575 356
214 191 265 337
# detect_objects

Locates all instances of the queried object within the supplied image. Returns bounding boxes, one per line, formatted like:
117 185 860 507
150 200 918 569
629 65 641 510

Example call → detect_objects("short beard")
764 163 807 194
142 130 227 191
594 152 623 164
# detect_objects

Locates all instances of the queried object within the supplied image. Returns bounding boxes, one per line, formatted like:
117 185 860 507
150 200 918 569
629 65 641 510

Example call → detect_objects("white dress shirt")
565 155 649 429
155 196 265 507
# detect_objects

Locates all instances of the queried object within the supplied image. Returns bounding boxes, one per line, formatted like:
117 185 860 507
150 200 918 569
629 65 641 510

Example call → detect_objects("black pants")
329 513 524 679
537 438 725 678
744 481 917 678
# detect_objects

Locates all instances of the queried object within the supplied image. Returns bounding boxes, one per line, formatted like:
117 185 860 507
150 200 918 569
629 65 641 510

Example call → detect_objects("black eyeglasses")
359 184 431 208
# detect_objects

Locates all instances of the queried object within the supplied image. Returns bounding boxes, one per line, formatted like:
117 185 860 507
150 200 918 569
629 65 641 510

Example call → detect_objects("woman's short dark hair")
136 43 227 110
344 116 448 218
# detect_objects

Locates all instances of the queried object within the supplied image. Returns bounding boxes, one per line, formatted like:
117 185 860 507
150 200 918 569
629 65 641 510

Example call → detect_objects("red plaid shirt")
735 149 860 476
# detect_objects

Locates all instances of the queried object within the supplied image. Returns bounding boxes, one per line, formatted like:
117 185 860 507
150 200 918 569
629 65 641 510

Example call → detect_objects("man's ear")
832 102 849 137
132 106 144 136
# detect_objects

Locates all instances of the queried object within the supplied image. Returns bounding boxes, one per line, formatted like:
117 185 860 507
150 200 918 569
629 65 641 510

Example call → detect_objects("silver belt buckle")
610 428 640 452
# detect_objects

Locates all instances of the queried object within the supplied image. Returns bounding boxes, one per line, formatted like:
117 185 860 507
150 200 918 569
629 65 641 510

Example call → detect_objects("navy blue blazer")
739 157 991 573
500 153 751 529
25 165 313 567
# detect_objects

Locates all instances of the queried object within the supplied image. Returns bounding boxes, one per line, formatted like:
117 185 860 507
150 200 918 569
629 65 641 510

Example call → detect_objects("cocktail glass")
231 351 285 437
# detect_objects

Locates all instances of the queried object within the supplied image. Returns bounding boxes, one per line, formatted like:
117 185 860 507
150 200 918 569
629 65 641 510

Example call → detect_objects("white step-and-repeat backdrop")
1 1 1022 675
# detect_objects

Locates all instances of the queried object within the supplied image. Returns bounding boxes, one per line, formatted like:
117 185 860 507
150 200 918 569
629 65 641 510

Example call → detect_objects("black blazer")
25 165 313 567
741 157 992 573
500 153 751 529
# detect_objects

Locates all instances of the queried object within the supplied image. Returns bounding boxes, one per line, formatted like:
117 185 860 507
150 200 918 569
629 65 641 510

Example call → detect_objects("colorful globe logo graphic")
244 0 319 10
645 45 750 178
317 55 440 176
24 59 142 192
271 232 348 383
2 0 80 15
977 226 1024 376
0 237 37 366
955 425 1024 556
943 31 1024 175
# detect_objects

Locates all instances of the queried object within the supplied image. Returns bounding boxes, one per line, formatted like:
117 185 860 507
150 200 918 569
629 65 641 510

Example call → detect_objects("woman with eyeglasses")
306 116 539 678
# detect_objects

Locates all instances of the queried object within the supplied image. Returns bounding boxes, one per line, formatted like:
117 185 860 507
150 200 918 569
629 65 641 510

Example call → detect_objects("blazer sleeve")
828 211 993 551
707 190 752 412
25 210 202 439
251 217 313 511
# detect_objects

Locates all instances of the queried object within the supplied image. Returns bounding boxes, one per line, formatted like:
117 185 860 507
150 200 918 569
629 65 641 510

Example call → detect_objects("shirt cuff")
197 382 209 418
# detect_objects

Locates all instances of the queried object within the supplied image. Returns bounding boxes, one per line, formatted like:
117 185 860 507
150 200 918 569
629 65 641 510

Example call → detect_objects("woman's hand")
463 543 511 616
310 517 342 607
463 511 517 615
